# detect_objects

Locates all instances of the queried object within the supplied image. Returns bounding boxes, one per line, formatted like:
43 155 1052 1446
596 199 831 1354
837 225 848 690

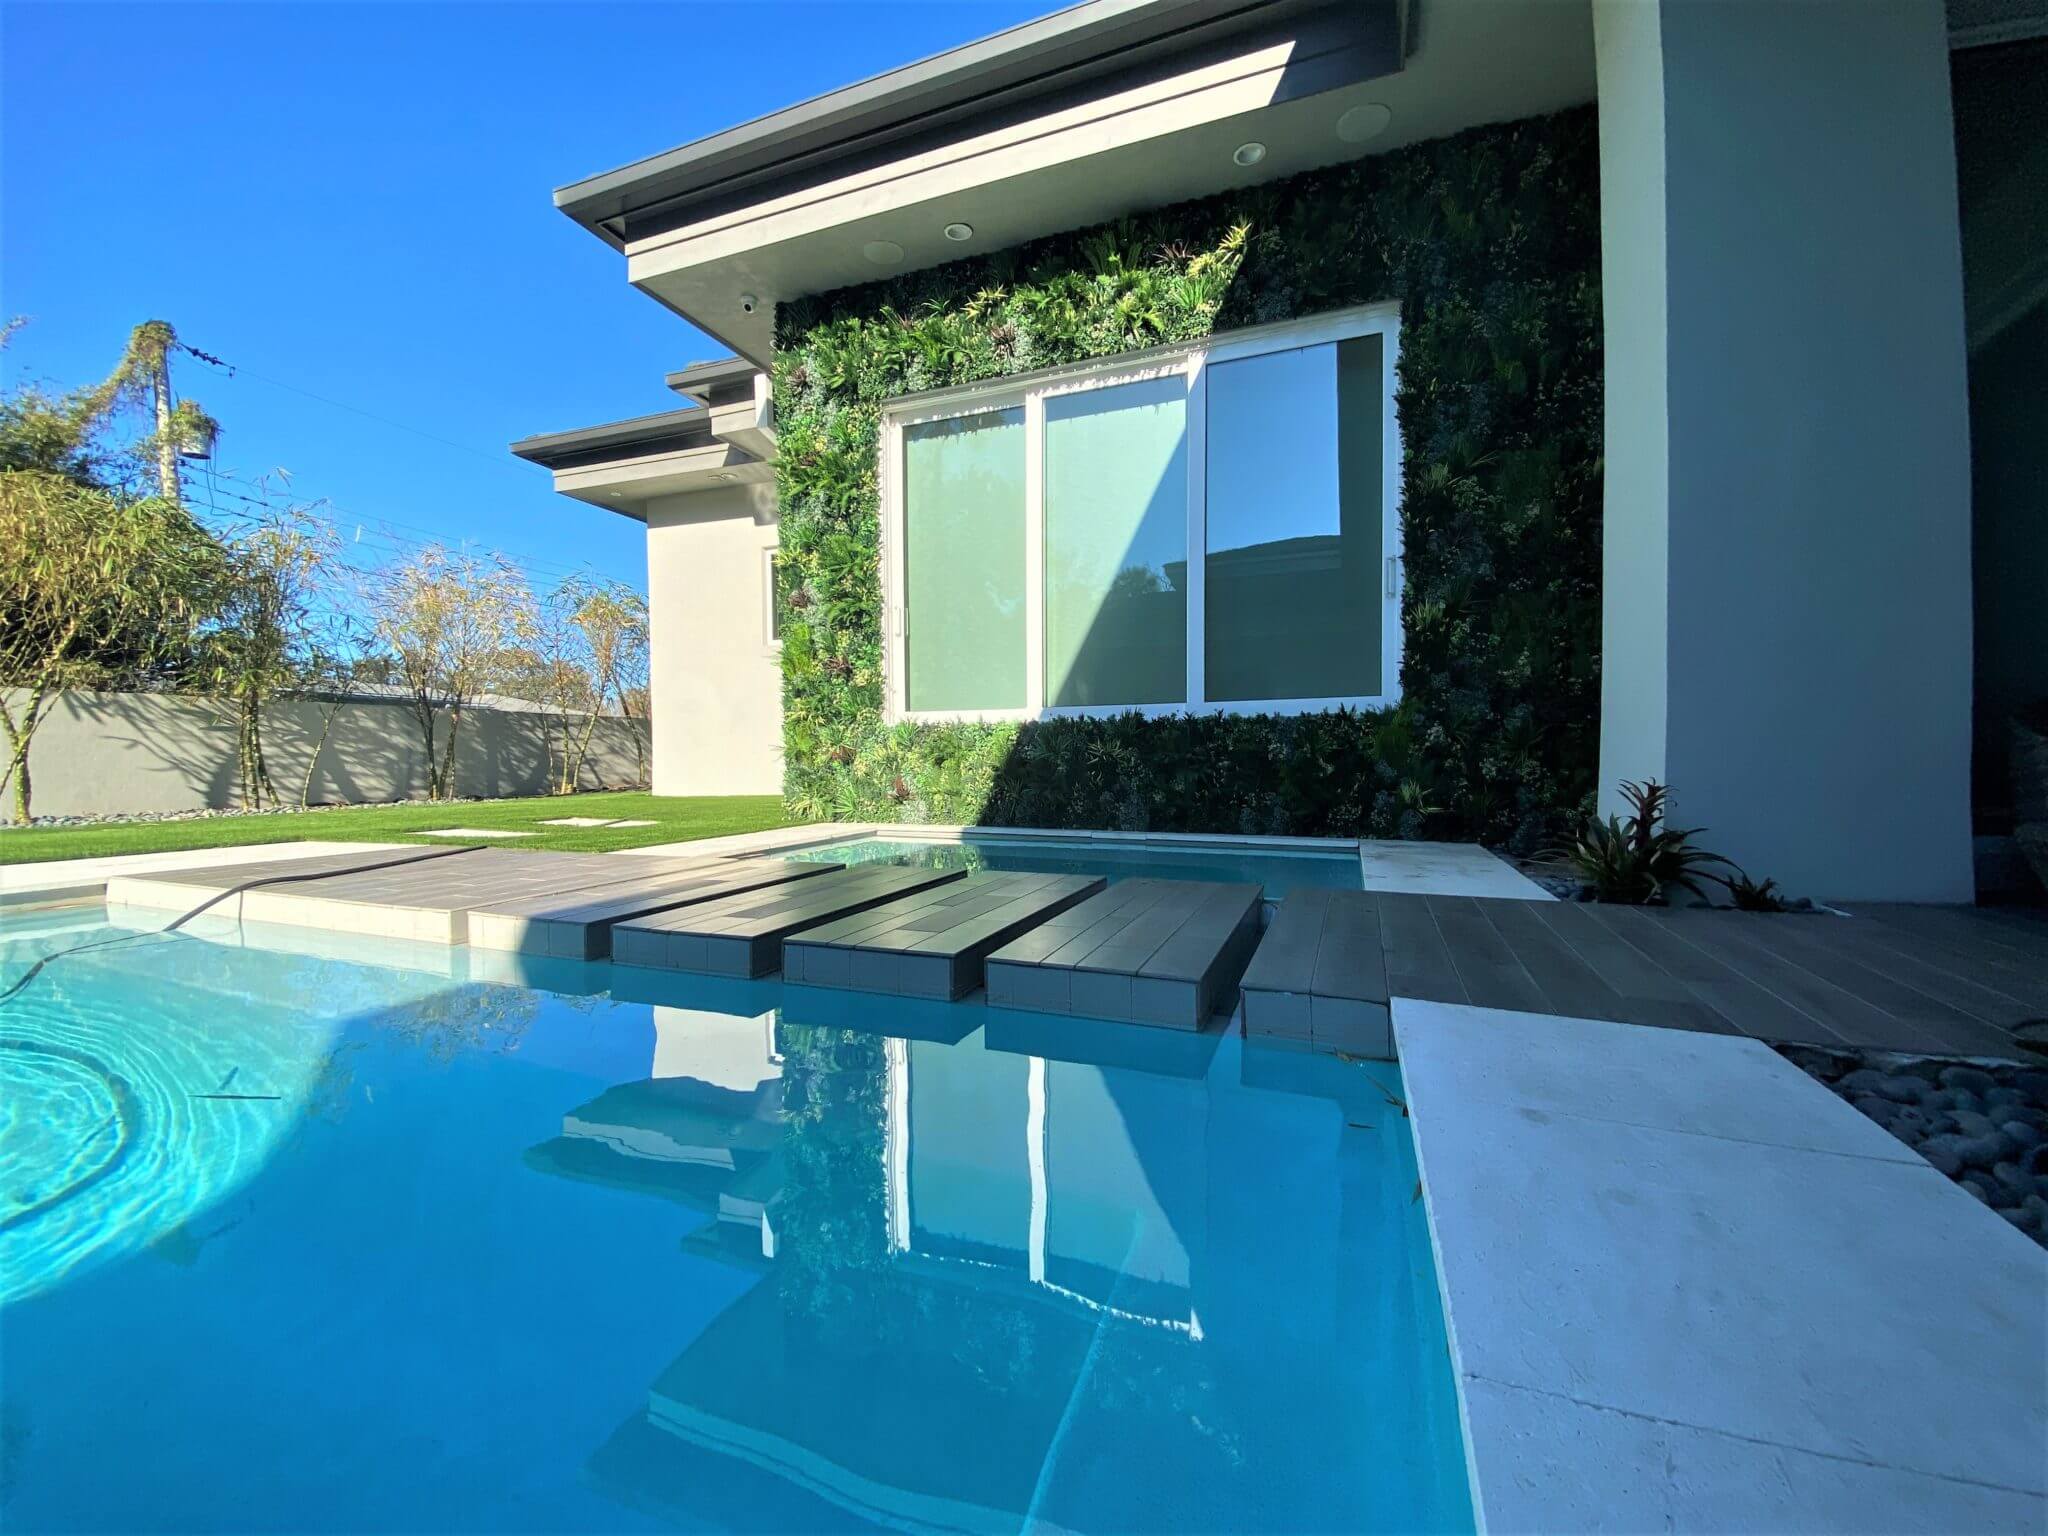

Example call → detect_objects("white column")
1593 0 1976 902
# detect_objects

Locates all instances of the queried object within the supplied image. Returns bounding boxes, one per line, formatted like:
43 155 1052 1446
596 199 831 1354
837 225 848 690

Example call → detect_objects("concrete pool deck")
1396 999 2048 1532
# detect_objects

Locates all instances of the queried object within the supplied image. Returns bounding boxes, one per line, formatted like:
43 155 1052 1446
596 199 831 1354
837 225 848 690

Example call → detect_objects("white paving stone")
1461 1377 2047 1534
1357 839 1553 899
414 827 534 839
1396 999 2048 1530
537 816 616 827
605 819 656 827
0 840 409 907
1394 1000 1924 1161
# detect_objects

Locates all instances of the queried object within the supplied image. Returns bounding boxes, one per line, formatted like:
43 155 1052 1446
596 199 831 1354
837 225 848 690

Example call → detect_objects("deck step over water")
612 864 968 977
108 846 813 949
984 878 1264 1031
464 858 841 960
783 872 1107 1001
1238 888 1391 1058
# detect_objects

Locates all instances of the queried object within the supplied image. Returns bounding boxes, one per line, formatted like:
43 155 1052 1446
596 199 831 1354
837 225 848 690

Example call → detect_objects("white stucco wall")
644 482 783 796
1594 0 1976 902
3 688 650 817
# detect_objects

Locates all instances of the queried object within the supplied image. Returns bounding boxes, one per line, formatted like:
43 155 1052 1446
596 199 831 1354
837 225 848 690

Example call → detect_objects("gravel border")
1778 1043 2048 1248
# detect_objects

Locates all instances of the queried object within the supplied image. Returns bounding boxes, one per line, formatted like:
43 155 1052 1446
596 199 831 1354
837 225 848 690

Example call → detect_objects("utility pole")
150 345 180 506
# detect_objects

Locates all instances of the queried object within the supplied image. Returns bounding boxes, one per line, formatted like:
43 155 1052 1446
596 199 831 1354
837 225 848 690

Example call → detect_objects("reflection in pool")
0 909 1471 1533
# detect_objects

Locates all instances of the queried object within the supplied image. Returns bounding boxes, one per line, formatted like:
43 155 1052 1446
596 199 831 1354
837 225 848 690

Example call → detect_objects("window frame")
879 302 1404 726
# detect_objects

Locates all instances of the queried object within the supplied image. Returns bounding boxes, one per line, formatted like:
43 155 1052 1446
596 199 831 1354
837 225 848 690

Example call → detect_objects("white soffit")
552 441 771 514
627 0 1596 362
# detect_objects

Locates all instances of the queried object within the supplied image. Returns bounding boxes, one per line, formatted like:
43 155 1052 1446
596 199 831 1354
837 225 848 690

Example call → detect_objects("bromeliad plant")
1562 779 1732 905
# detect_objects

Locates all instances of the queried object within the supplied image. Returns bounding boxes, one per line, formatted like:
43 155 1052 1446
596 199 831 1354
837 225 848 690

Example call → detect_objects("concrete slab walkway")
0 840 410 908
1395 998 2048 1533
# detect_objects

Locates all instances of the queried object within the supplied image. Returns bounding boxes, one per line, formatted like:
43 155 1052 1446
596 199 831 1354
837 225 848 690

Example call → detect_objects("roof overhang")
553 0 1595 363
509 376 775 515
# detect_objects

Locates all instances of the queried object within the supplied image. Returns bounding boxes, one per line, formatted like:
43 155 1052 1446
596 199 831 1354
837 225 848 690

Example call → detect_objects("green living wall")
774 106 1602 850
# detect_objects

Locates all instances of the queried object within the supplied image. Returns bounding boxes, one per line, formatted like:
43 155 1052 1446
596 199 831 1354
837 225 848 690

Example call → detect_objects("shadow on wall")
10 688 652 817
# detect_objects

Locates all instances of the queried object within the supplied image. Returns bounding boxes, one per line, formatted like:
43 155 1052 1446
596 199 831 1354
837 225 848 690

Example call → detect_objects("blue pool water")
0 907 1471 1533
784 835 1362 898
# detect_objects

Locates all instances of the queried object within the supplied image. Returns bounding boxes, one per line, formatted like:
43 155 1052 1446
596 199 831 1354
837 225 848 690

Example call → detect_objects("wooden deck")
108 846 814 949
612 864 967 977
1357 894 2048 1057
984 878 1264 1030
465 858 840 960
1238 888 1391 1056
783 871 1107 1001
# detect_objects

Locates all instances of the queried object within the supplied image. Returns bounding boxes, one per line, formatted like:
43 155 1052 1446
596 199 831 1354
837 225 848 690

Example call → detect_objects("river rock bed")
1778 1044 2048 1248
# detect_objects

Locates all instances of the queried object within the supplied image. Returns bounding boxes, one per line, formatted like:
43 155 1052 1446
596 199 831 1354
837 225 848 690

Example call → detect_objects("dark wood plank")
1240 889 1331 994
1479 898 1632 1021
1706 911 2024 1057
1527 902 1738 1034
1581 905 1822 1042
1373 894 1468 1004
1785 912 2046 1026
1425 896 1549 1013
1656 915 1941 1053
1144 883 1264 980
1310 891 1387 1004
1853 903 2048 973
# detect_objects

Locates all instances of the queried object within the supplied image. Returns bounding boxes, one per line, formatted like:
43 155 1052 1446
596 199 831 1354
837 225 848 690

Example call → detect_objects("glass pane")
1044 375 1188 708
1204 336 1382 702
904 407 1026 712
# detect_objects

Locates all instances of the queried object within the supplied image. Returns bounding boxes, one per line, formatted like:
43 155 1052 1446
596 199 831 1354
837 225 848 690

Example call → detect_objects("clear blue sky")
1 1 1046 595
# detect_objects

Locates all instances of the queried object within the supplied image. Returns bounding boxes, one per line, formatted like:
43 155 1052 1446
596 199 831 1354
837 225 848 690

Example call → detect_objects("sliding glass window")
887 308 1399 721
1204 335 1382 703
902 407 1027 713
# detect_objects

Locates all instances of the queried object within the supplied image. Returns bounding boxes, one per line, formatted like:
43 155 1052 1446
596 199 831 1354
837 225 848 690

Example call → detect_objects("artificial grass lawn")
0 792 803 865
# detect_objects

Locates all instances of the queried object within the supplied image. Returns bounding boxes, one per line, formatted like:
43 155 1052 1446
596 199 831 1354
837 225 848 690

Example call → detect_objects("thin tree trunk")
438 705 462 800
408 693 442 799
2 683 50 824
300 703 344 809
564 709 603 795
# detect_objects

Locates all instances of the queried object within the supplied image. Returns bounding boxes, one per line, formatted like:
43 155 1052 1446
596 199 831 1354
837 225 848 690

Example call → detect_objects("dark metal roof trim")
509 408 717 471
553 0 1325 247
665 357 761 403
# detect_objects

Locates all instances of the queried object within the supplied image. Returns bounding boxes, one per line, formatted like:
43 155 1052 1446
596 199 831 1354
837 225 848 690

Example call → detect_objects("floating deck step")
464 858 842 960
783 871 1107 1001
109 846 750 946
1238 888 1391 1057
984 878 1263 1030
613 863 967 977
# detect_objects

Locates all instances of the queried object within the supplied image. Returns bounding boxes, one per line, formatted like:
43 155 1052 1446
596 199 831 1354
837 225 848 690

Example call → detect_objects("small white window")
880 305 1403 724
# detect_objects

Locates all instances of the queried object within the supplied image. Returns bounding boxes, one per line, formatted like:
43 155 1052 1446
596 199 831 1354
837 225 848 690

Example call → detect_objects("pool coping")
635 822 1554 901
1394 997 2048 1532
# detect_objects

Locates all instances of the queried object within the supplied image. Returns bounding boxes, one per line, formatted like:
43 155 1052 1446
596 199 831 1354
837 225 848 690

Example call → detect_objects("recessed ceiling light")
862 239 905 265
712 472 737 482
1232 141 1267 167
1336 103 1393 143
943 222 973 242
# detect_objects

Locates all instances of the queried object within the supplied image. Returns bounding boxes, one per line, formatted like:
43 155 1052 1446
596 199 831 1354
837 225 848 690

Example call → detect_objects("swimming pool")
0 907 1471 1533
784 833 1362 899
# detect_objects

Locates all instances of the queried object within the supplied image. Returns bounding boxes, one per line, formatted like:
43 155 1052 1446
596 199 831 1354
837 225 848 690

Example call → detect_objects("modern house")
513 0 2045 904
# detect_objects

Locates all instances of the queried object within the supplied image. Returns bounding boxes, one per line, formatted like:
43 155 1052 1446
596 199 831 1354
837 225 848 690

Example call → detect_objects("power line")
174 342 540 481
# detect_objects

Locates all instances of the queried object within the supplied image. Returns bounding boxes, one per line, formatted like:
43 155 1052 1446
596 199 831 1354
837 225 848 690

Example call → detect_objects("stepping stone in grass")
606 819 657 827
417 827 536 838
539 817 617 827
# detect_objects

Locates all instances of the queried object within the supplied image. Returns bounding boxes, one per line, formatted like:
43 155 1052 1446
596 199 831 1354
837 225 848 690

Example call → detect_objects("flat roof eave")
551 0 1320 245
